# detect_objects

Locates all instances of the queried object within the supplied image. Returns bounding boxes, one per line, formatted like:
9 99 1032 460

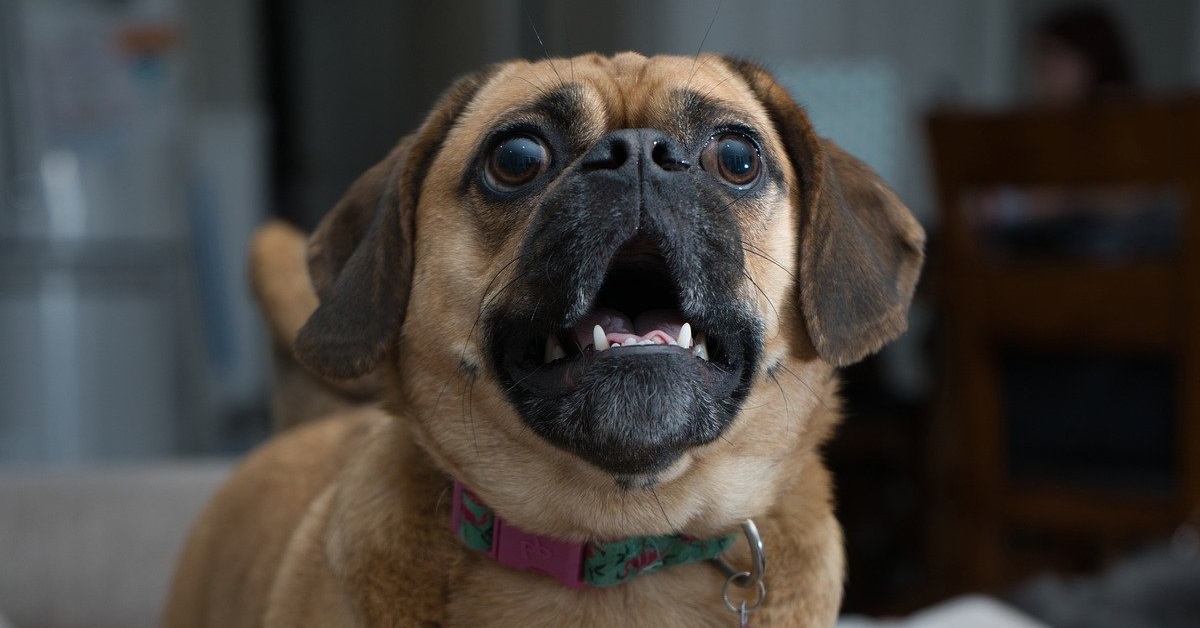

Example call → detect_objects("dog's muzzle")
487 129 762 476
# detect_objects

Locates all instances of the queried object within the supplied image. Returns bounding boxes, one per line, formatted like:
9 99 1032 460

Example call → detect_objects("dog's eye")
485 134 549 191
701 133 761 187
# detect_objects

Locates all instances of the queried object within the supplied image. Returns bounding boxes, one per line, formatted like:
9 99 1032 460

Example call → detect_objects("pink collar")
449 481 738 589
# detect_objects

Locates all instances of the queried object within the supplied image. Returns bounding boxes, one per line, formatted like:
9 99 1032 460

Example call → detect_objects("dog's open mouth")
548 306 708 362
500 237 732 396
549 263 711 361
488 233 757 475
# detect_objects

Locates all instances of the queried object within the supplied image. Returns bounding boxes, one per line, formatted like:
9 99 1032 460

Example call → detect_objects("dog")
163 52 924 627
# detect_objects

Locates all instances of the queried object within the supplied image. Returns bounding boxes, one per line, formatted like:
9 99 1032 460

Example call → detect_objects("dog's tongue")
572 308 686 349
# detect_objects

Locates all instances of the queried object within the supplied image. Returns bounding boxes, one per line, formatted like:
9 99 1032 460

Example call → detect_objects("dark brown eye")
485 134 549 191
701 133 760 187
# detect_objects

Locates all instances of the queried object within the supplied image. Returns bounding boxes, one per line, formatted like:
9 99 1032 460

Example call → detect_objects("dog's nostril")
651 141 689 172
582 138 630 171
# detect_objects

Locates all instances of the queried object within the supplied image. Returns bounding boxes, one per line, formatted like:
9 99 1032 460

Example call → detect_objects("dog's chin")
490 314 756 477
613 453 693 491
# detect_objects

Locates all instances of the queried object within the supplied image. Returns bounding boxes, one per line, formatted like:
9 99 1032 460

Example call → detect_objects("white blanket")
839 595 1049 628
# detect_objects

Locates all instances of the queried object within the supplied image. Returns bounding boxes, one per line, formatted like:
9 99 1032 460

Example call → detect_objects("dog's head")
294 53 923 538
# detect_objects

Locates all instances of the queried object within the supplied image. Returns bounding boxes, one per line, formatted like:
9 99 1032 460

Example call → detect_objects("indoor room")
1 1 1198 626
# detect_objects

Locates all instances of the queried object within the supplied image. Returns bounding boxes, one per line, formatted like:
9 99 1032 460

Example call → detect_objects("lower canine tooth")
593 325 610 351
544 336 566 363
694 336 709 361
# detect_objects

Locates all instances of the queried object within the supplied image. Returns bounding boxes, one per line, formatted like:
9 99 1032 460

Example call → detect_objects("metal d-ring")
712 518 766 589
722 571 767 614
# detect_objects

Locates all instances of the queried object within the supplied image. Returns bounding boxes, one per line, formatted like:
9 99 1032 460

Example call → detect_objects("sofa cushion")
0 461 231 628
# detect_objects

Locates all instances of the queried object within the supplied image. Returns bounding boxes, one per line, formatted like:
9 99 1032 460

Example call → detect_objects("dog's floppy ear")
293 139 413 380
802 140 926 366
294 69 493 379
724 58 925 366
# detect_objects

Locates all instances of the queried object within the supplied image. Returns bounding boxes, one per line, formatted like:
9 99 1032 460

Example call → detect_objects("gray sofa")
0 461 232 628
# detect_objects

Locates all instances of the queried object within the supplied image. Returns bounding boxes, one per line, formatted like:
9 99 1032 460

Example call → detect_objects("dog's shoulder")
164 410 387 628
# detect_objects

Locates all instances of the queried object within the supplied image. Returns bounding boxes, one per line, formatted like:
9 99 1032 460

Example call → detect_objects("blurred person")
969 3 1169 262
1031 3 1137 106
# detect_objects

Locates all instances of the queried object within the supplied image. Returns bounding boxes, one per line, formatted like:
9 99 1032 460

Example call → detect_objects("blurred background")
2 0 1200 626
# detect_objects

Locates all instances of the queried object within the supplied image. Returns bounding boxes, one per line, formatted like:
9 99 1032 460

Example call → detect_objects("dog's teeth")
677 323 693 349
694 335 709 361
668 340 678 346
638 339 652 345
623 337 638 347
544 336 566 363
593 325 610 351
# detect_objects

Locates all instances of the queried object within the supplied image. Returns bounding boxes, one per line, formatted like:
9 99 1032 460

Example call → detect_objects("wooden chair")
926 99 1200 590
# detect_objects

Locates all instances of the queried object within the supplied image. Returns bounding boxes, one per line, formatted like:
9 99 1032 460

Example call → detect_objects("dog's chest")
446 559 733 627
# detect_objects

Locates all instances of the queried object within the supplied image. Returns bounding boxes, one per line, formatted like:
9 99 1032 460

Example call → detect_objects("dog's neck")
450 480 737 589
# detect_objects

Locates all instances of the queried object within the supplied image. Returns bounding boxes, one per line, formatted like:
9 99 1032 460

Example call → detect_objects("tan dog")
164 53 923 627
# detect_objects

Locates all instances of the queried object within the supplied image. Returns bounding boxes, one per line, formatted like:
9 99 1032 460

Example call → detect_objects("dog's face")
294 53 923 539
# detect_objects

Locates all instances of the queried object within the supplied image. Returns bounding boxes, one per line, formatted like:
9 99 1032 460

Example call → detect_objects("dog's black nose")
581 129 691 173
